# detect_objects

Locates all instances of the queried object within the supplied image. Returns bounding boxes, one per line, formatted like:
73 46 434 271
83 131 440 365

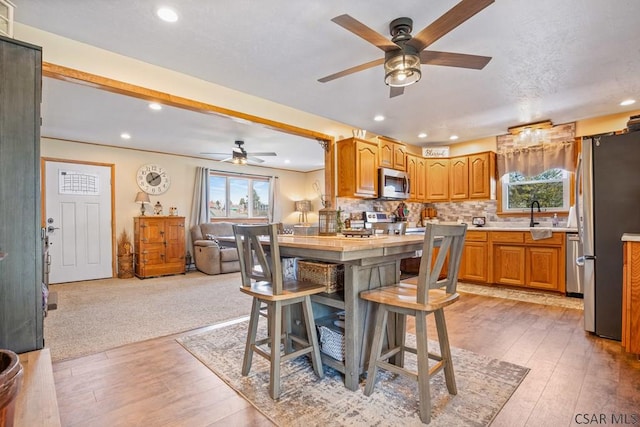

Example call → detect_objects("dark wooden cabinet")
0 36 43 352
134 216 186 278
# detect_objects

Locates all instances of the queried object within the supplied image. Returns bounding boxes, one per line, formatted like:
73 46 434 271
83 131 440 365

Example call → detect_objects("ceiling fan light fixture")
384 48 421 87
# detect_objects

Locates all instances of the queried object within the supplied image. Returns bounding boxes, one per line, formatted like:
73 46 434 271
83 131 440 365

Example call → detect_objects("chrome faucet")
530 200 541 227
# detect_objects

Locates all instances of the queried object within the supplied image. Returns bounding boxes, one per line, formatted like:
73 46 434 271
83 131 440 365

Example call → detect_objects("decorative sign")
422 146 450 158
59 170 100 195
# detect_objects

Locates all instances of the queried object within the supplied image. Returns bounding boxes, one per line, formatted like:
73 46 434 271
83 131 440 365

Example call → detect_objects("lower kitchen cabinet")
134 216 186 278
459 231 488 282
490 231 565 292
622 241 640 354
526 246 560 290
493 245 526 286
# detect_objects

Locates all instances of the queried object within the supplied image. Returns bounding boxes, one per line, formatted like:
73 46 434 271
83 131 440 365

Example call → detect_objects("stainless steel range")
364 211 393 228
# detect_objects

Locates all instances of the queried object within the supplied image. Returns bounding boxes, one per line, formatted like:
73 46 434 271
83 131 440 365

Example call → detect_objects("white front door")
45 161 113 283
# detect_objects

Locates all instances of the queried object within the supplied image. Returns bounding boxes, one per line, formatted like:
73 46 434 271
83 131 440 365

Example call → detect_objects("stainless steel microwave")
378 167 410 200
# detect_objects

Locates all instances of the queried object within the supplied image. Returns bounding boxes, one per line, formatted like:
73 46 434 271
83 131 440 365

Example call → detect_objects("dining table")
224 232 427 391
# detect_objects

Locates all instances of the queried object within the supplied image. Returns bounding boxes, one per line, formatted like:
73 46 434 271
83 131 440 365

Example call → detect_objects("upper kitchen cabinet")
406 153 426 202
337 138 378 198
378 136 406 171
468 152 496 199
448 152 496 202
425 158 449 201
449 156 469 200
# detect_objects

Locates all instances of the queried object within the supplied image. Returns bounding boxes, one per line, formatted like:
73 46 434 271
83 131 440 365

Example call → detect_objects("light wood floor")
51 293 640 427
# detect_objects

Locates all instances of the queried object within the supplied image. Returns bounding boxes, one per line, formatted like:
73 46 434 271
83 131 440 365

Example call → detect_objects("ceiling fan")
318 0 494 97
201 140 277 165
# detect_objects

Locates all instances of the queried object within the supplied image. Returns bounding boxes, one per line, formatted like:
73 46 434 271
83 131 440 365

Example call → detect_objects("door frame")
41 157 117 278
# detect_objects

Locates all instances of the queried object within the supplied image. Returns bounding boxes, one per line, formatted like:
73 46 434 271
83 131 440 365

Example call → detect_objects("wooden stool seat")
234 224 324 400
360 223 467 424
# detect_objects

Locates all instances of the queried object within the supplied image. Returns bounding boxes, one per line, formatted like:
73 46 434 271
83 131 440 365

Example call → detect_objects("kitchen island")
228 233 427 391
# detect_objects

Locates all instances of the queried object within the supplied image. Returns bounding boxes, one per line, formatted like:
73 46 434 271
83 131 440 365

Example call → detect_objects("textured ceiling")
13 0 640 170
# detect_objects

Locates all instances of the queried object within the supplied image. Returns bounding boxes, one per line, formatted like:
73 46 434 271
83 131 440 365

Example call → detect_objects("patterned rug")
178 320 529 426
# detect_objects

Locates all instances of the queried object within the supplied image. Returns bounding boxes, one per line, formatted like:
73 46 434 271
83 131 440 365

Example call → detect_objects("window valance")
496 122 576 177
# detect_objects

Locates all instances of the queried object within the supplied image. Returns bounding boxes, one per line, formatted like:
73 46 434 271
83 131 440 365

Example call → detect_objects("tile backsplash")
335 197 567 226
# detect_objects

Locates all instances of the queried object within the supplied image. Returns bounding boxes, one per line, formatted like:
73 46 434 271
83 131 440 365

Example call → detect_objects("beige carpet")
44 271 251 361
178 320 529 426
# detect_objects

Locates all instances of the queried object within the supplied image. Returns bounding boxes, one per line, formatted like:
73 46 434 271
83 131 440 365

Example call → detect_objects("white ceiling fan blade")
246 152 277 156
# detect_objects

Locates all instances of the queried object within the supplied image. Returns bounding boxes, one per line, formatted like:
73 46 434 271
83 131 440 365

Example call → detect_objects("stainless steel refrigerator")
576 132 640 340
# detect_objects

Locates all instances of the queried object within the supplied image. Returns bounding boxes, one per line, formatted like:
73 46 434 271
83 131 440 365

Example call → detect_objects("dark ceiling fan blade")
318 58 385 83
420 50 491 69
246 156 265 164
389 86 404 98
246 152 277 156
331 14 399 52
407 0 494 52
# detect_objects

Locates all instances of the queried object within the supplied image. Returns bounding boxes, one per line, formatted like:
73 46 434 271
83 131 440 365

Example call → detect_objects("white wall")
41 138 324 242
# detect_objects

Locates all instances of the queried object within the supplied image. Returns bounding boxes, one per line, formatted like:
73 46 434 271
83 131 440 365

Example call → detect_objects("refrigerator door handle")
576 255 596 267
575 154 583 241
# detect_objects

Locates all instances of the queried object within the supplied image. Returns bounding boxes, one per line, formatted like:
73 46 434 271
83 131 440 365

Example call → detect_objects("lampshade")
135 191 150 204
135 191 150 216
294 200 311 213
384 47 421 87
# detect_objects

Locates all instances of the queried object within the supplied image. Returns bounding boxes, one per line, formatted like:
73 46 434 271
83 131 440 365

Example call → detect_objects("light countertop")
621 233 640 242
406 224 577 234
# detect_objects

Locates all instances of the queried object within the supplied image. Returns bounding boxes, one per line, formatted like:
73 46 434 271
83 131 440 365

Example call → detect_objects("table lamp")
135 191 150 216
294 200 312 225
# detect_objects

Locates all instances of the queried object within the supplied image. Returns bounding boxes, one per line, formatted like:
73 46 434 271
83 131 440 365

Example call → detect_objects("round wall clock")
137 164 170 195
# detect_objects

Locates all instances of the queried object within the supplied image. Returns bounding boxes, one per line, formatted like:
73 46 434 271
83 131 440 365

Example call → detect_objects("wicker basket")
297 260 344 293
317 325 345 361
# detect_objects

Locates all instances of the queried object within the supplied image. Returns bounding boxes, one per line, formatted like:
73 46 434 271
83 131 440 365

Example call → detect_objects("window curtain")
189 167 209 249
496 123 576 178
496 140 575 177
268 176 279 223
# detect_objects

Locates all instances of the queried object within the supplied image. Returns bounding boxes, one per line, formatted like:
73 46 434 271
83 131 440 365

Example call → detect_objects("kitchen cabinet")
406 153 426 202
449 152 496 201
134 216 186 278
449 156 469 200
459 231 488 282
0 36 43 353
425 158 449 201
378 137 406 171
490 231 565 292
622 241 640 354
337 137 378 198
468 152 496 199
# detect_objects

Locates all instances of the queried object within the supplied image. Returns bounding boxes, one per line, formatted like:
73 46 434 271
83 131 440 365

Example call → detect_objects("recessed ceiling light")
418 132 428 138
157 7 178 22
620 99 636 106
449 135 459 141
284 159 291 164
374 115 385 122
120 133 131 140
149 103 162 111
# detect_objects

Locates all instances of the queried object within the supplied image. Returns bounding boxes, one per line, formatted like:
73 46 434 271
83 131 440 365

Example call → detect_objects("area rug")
45 271 251 361
457 282 584 310
178 320 529 426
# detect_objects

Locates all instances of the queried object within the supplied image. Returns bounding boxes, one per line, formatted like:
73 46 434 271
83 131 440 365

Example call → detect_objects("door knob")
47 226 60 233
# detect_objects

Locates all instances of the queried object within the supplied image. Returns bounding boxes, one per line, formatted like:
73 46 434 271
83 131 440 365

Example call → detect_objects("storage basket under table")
297 260 344 294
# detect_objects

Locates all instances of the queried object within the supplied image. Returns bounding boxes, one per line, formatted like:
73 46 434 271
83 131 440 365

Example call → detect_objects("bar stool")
360 223 467 424
233 223 324 399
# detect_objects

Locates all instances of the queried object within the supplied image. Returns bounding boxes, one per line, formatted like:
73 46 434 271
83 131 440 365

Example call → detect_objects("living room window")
208 172 270 219
501 168 570 212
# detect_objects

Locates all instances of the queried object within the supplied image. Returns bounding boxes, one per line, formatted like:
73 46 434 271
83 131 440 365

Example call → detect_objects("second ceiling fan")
202 140 276 165
318 0 494 97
